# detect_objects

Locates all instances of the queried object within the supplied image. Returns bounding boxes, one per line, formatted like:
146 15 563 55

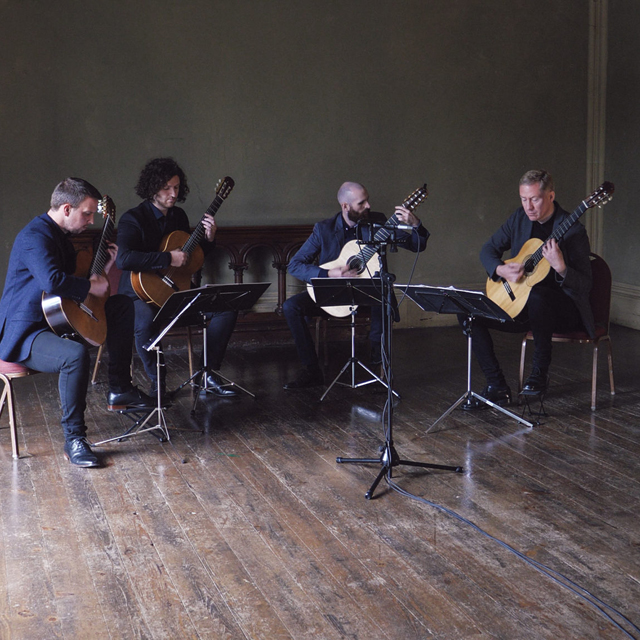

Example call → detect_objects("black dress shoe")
64 437 100 468
462 384 512 411
370 343 382 366
201 372 237 397
283 367 324 390
521 367 549 396
107 386 156 411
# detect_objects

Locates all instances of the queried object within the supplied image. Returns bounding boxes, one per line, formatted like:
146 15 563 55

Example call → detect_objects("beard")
346 206 369 224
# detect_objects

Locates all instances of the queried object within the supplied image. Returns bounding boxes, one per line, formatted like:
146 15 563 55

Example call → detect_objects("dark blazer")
480 202 595 338
288 211 429 283
116 200 213 299
0 214 91 362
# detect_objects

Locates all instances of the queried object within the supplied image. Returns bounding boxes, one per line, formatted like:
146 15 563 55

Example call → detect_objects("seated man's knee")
63 340 90 371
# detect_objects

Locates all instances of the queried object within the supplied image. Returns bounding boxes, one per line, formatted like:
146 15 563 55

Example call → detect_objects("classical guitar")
131 176 235 307
308 184 428 317
486 181 614 318
42 195 116 346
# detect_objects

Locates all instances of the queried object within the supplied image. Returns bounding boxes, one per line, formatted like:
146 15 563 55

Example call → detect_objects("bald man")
283 182 429 389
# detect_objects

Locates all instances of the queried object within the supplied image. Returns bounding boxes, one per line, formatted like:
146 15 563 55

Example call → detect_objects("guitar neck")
180 192 226 256
88 216 115 277
353 186 426 265
525 200 589 271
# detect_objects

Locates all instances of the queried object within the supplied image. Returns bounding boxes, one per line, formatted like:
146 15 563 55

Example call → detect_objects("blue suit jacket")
288 211 429 283
480 202 595 338
0 214 91 362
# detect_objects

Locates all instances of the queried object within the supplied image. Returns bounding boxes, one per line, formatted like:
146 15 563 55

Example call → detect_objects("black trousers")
283 291 382 369
22 294 136 440
457 286 584 386
132 298 238 387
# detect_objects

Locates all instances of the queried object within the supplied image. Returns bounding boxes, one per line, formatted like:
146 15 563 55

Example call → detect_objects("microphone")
393 224 416 231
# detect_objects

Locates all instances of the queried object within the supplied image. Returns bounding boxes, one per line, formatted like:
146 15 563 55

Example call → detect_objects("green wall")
1 0 589 293
606 0 640 287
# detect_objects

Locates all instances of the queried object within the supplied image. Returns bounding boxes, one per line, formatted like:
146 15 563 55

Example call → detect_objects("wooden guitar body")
485 238 549 319
42 290 109 347
306 240 379 317
130 230 205 307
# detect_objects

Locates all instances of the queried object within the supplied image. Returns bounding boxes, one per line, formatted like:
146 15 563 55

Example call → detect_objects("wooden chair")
519 253 615 411
0 359 36 459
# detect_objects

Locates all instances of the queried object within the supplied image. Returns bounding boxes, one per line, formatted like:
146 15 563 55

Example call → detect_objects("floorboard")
1 324 639 639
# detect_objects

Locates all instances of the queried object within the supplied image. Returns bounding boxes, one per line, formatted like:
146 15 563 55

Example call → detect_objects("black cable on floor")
386 476 639 640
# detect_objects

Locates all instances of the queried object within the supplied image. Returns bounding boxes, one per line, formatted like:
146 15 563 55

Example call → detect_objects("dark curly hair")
135 157 189 202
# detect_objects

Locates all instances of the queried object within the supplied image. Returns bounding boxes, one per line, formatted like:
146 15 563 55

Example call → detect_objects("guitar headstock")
98 195 116 222
216 176 235 200
585 181 615 209
402 183 429 212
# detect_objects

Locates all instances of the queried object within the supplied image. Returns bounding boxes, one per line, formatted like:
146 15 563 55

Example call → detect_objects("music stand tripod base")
149 283 270 413
398 284 534 431
311 279 399 402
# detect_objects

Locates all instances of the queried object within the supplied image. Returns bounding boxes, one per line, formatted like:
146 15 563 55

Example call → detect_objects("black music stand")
310 277 398 401
150 282 271 414
92 289 204 447
399 284 533 431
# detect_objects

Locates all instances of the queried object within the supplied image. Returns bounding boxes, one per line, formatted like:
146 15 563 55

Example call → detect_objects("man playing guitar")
283 181 429 389
460 169 595 408
116 158 238 399
0 178 153 467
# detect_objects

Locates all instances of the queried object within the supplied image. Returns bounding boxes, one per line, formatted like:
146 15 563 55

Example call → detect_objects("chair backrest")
588 253 612 332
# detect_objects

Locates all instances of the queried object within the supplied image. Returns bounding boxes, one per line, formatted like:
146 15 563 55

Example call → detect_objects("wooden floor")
1 324 639 639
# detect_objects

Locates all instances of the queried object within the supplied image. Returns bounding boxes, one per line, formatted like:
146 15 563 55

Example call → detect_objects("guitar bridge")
160 275 179 291
502 280 516 302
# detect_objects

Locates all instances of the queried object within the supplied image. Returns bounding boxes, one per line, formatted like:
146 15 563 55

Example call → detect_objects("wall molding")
585 0 608 254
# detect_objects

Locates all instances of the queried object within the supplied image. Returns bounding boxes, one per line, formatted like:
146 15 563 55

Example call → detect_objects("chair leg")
591 344 599 411
91 344 104 385
0 375 19 459
606 337 615 396
519 336 528 392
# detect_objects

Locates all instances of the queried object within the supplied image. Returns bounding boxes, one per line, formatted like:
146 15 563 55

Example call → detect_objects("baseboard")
611 281 640 330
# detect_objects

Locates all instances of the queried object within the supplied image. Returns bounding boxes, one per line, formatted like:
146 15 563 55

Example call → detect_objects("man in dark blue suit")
283 181 429 389
0 178 152 467
461 169 594 408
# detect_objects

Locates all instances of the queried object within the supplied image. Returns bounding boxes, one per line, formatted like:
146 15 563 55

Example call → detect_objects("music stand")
150 282 271 414
399 284 533 430
92 289 204 447
310 277 398 401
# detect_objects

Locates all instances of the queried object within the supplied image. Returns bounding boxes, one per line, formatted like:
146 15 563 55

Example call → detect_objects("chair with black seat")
518 253 615 411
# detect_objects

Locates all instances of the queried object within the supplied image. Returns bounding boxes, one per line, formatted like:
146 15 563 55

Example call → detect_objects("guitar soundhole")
347 256 365 273
523 258 535 276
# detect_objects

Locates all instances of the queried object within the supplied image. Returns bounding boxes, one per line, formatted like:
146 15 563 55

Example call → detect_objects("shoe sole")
107 404 157 411
64 452 100 468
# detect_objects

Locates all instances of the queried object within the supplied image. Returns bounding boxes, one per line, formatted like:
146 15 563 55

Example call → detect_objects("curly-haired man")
117 158 238 398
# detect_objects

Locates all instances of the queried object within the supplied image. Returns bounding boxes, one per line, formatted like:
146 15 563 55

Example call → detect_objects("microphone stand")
336 231 463 499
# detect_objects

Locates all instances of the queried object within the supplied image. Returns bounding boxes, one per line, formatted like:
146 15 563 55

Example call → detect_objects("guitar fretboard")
349 184 428 270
